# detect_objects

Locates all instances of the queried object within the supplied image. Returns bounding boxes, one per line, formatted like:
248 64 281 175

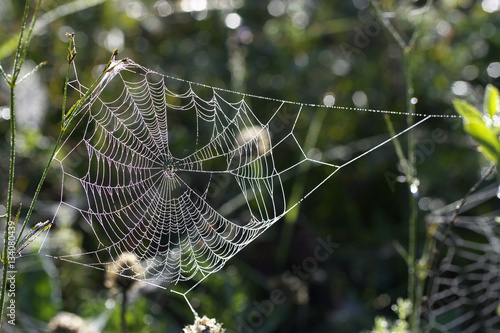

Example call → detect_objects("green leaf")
454 99 500 164
453 99 483 124
484 84 499 118
465 119 500 163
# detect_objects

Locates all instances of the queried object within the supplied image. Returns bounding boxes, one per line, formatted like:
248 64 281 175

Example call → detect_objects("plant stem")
369 1 431 331
16 50 124 243
1 0 115 325
15 130 65 248
403 48 419 332
11 0 31 82
0 0 44 324
0 82 17 325
17 0 43 74
383 114 411 180
15 34 73 246
6 80 16 249
121 289 129 333
369 0 406 50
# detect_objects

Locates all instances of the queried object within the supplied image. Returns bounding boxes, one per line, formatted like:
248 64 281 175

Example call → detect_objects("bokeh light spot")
487 62 500 78
451 81 470 96
156 0 173 17
323 93 336 107
482 0 500 12
352 91 368 107
268 0 286 17
225 13 242 29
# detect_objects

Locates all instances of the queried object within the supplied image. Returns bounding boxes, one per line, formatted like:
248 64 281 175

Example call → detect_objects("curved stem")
15 131 65 247
16 50 123 244
14 35 74 247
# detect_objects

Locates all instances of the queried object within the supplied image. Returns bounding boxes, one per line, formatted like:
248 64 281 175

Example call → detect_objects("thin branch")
383 114 411 178
0 63 7 82
369 0 407 50
408 0 434 50
17 60 47 84
16 0 43 78
11 0 32 81
16 50 126 246
62 32 76 118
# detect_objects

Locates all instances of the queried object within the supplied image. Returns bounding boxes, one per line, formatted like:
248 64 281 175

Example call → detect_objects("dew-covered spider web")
424 184 500 332
47 58 453 303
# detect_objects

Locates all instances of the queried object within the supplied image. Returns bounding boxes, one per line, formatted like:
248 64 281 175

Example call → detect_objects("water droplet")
410 179 420 194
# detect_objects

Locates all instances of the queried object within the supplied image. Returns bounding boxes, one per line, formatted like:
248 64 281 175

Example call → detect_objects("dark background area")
1 0 500 332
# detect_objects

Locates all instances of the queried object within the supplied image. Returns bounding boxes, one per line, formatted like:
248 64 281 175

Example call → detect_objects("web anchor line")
131 62 459 120
47 58 450 316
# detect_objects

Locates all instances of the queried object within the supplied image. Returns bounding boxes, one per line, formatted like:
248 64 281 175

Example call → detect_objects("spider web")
424 185 500 333
49 58 448 293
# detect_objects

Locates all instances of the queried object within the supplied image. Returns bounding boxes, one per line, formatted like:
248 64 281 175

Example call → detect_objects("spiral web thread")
49 58 452 300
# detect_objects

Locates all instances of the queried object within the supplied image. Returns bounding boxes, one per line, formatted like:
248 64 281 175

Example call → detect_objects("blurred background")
1 0 500 332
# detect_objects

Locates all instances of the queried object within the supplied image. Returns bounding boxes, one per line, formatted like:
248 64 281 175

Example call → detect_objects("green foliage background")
1 0 500 332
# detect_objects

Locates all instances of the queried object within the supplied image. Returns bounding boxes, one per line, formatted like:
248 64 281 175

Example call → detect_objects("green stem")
16 50 124 244
62 53 73 118
369 1 428 331
15 35 74 247
121 289 129 333
0 64 7 82
0 83 17 325
0 0 41 322
17 0 43 75
383 114 410 178
408 188 418 332
6 84 16 255
404 49 419 333
1 0 24 323
11 0 32 82
369 0 407 50
408 0 434 50
15 131 65 248
0 253 7 327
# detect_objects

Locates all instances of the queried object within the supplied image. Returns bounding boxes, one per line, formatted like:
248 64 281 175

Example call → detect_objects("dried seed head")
104 252 145 291
183 315 226 333
48 312 86 333
237 125 271 158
